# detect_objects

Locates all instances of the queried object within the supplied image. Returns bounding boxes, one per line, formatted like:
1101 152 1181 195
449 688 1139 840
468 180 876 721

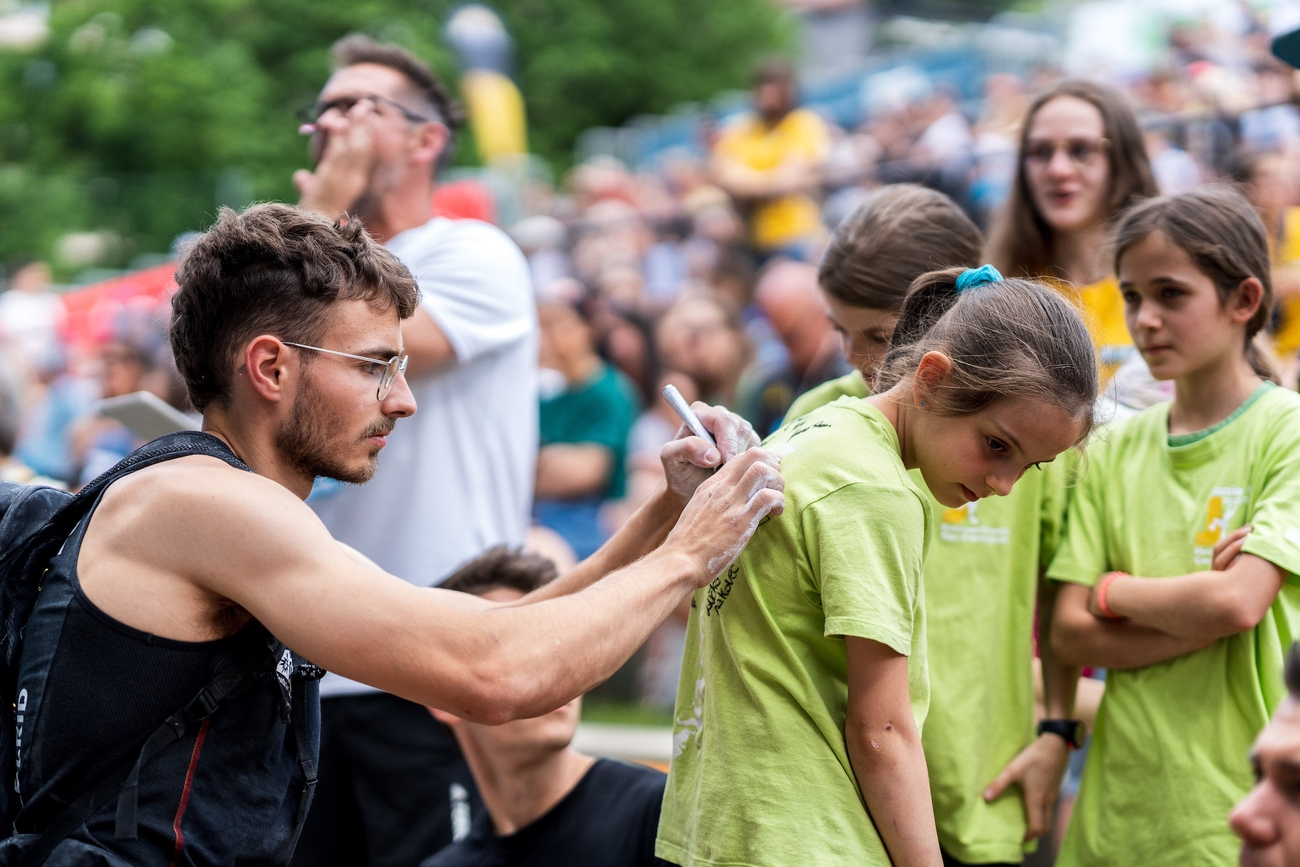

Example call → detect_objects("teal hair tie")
956 264 1003 295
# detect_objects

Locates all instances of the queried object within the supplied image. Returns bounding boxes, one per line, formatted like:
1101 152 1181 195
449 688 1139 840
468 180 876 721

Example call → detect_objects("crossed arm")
1050 527 1284 670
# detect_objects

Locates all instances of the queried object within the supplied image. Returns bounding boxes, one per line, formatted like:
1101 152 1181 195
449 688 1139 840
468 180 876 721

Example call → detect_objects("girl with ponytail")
657 268 1097 867
790 187 1089 866
1049 187 1300 867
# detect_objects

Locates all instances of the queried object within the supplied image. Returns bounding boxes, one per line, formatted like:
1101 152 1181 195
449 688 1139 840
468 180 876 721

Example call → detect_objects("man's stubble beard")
276 377 387 485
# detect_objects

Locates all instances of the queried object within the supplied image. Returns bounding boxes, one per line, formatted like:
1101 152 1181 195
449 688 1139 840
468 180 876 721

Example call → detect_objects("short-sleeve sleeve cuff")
823 618 912 656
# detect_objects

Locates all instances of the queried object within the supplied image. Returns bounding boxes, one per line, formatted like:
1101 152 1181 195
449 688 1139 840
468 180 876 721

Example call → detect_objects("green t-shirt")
786 370 869 420
538 361 639 498
1048 384 1300 867
656 397 931 867
783 371 1066 863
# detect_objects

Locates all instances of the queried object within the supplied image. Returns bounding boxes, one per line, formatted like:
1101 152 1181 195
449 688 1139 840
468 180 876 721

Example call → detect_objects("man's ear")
243 336 293 403
912 350 953 409
411 123 450 172
1231 277 1266 324
428 706 462 727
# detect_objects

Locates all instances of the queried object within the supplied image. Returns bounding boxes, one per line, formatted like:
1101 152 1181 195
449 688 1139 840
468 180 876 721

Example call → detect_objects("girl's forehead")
1029 96 1104 137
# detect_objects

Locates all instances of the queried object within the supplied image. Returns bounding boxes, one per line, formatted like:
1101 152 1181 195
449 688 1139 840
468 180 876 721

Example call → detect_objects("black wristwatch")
1037 718 1086 749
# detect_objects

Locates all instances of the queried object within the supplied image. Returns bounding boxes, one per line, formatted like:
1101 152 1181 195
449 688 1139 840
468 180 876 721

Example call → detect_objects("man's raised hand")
295 99 379 220
665 447 785 587
660 403 760 503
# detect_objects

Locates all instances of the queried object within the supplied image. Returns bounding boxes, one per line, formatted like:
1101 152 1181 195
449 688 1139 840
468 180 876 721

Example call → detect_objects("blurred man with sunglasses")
291 35 539 867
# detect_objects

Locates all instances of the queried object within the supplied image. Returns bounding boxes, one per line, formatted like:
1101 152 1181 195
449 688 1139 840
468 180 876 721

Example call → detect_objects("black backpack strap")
11 432 257 866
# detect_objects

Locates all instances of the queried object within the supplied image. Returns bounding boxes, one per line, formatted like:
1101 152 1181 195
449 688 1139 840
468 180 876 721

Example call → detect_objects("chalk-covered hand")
294 99 379 220
661 403 760 504
983 733 1070 842
664 447 785 588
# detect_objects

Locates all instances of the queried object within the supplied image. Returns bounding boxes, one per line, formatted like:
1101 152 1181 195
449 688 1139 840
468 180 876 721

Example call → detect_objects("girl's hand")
1212 525 1252 572
983 734 1072 841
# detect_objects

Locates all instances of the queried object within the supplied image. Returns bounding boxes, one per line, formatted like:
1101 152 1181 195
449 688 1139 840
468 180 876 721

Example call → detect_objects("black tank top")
5 436 321 866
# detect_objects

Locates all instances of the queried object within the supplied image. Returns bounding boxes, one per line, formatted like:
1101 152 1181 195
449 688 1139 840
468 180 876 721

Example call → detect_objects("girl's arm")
1051 583 1214 669
844 636 942 867
1087 527 1285 640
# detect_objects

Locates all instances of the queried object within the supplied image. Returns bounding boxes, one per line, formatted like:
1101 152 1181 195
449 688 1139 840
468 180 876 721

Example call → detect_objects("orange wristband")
1096 571 1128 621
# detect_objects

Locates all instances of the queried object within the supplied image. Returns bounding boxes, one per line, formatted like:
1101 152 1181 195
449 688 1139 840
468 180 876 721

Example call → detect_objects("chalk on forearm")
662 384 717 450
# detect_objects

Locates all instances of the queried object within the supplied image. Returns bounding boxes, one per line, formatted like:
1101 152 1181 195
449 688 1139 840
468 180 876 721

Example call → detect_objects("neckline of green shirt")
1165 381 1276 448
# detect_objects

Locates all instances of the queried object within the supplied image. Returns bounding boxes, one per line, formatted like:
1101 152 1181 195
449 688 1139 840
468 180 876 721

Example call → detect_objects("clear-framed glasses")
296 93 434 127
1023 137 1110 168
283 342 409 401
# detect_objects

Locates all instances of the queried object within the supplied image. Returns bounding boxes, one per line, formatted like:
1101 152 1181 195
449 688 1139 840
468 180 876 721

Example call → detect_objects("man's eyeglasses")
296 93 435 127
1023 137 1110 168
283 342 409 401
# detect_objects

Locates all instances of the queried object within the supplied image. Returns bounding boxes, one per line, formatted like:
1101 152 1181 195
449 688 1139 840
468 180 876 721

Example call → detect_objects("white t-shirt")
311 216 538 697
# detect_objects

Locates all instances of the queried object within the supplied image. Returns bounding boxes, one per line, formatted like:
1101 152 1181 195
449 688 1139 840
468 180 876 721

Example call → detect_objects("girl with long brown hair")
987 80 1159 379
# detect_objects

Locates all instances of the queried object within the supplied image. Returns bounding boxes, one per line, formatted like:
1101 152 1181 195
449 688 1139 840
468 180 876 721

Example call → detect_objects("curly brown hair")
170 203 419 411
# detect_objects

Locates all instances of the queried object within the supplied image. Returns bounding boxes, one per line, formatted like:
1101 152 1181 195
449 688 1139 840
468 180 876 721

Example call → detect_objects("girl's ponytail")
875 268 963 392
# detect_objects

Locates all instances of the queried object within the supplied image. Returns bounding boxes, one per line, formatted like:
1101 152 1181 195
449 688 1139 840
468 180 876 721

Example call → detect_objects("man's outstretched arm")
154 446 783 725
527 402 758 603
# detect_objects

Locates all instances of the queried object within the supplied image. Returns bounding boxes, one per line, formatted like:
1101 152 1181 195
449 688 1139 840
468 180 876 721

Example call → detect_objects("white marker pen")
662 384 717 450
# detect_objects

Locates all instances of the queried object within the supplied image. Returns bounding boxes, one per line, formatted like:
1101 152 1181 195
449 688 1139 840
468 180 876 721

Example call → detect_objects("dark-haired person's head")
752 57 797 125
431 548 578 755
873 267 1097 507
988 79 1158 279
305 34 465 199
170 203 419 485
1232 643 1300 866
818 184 983 380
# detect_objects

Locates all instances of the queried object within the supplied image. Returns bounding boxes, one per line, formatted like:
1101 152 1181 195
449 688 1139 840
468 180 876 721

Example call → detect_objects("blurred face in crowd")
433 587 584 757
314 63 441 204
277 298 415 484
1231 697 1300 867
756 261 833 376
657 296 746 399
99 341 148 400
755 79 795 123
1246 154 1299 222
824 294 897 382
537 301 596 381
1024 95 1111 236
1118 230 1260 384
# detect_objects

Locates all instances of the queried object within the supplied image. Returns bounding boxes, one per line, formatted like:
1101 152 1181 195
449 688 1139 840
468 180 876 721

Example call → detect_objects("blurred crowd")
7 6 1300 718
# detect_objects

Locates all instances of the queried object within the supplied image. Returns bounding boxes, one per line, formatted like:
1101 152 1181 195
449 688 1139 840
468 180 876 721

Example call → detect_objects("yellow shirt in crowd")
712 108 829 252
1042 274 1132 382
1271 207 1300 359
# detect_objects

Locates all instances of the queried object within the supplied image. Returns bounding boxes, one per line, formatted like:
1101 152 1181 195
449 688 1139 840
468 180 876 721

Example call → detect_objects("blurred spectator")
0 260 65 377
1232 149 1300 383
534 297 638 559
68 335 155 487
1145 127 1203 194
710 59 830 259
987 79 1159 381
656 295 749 409
738 259 848 435
423 547 670 867
293 35 535 867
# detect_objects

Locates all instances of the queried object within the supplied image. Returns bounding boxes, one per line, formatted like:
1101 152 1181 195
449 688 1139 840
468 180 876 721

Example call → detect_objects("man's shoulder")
391 217 523 264
99 454 301 529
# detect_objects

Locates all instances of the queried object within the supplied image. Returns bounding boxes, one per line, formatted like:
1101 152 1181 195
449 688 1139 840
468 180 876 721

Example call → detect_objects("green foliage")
0 0 790 273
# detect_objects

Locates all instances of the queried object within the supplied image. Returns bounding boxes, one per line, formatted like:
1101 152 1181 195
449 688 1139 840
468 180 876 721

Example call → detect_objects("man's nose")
1229 784 1282 848
382 370 418 418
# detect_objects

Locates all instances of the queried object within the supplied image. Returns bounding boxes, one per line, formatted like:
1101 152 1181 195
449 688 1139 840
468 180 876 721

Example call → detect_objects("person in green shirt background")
534 295 639 559
656 264 1097 867
787 185 1084 867
1050 187 1300 867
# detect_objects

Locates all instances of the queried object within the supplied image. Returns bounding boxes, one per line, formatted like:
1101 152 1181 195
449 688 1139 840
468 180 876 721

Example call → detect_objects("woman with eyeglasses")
987 80 1160 383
